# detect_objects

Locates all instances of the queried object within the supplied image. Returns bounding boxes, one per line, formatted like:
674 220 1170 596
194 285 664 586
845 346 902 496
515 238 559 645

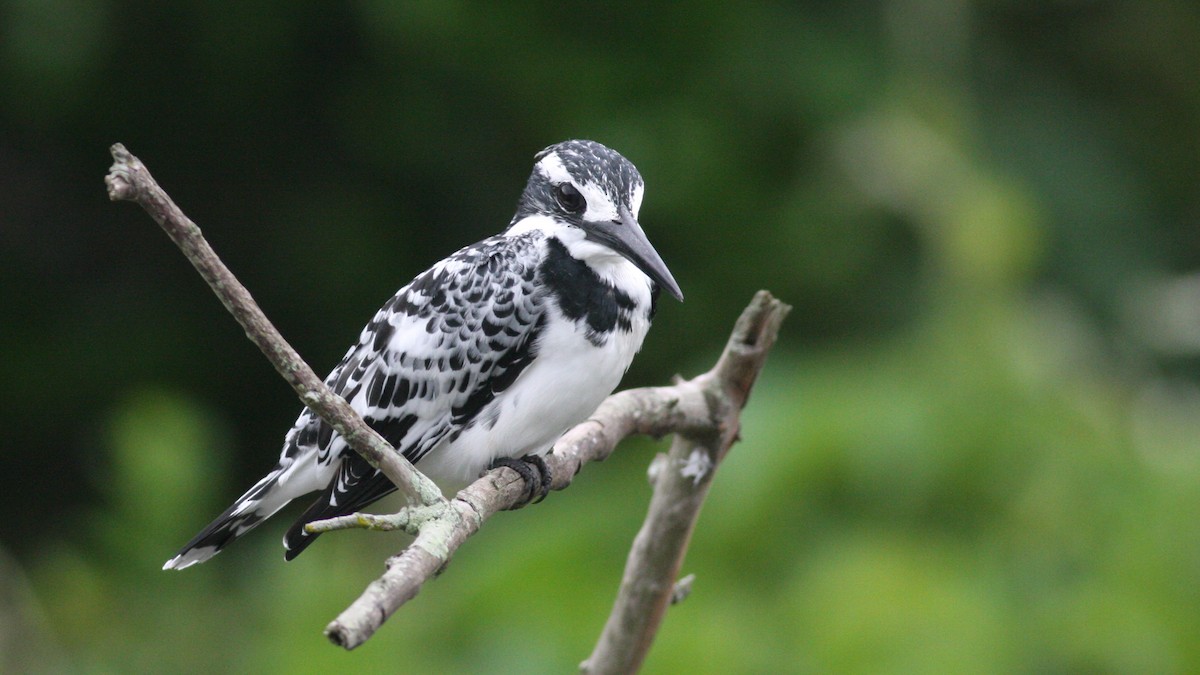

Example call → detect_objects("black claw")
523 454 552 504
487 454 553 509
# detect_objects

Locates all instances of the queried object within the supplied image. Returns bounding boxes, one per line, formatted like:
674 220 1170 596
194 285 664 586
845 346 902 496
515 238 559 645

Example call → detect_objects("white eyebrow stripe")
580 182 617 221
538 153 572 184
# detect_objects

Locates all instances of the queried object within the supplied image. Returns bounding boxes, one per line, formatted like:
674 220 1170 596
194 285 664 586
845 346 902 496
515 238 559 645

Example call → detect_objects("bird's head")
512 139 683 302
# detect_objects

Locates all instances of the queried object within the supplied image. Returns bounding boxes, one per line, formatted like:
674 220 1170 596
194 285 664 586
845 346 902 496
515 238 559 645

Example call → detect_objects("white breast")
415 262 653 487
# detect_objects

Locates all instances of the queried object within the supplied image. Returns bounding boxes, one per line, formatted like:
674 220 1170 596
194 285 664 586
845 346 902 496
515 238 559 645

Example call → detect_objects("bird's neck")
538 236 648 346
503 215 653 345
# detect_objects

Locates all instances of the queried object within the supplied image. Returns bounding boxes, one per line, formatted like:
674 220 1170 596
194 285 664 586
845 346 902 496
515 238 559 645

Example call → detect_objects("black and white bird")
163 139 682 570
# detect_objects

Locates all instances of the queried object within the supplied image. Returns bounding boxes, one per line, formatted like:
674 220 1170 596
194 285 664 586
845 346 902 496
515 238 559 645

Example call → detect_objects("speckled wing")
280 232 549 558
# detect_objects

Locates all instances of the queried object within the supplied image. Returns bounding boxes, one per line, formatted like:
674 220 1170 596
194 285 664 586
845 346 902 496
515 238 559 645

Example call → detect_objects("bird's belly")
415 316 646 487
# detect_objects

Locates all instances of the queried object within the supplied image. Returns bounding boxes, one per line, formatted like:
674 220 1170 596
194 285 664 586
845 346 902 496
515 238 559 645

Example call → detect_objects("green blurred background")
4 1 1200 672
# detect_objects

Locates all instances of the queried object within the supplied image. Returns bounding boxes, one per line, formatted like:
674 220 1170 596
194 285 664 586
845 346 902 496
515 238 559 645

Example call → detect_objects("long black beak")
585 206 684 301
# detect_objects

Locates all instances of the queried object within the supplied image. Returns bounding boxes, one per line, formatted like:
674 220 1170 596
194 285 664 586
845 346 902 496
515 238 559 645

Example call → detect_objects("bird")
163 139 683 570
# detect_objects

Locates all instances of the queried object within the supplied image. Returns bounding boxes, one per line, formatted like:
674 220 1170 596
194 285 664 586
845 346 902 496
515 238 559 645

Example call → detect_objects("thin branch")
105 144 790 664
104 143 442 507
321 381 712 649
581 291 790 675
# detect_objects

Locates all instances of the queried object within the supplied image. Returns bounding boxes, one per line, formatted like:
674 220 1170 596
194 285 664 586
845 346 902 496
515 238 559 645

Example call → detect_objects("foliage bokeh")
4 1 1200 672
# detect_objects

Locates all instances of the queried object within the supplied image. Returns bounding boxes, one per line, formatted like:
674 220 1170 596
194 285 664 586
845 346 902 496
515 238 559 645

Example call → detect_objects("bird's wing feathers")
280 233 550 555
326 232 548 465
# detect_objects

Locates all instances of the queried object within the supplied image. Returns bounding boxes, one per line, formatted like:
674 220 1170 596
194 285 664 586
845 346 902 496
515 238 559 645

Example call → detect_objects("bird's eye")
554 183 586 214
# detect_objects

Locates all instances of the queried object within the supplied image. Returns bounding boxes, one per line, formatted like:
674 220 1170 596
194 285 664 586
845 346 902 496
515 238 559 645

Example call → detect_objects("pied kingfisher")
164 140 682 570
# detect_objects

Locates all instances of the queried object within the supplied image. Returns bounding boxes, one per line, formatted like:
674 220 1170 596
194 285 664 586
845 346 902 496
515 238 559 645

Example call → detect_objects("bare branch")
321 380 709 648
105 143 442 507
304 509 426 535
581 291 790 675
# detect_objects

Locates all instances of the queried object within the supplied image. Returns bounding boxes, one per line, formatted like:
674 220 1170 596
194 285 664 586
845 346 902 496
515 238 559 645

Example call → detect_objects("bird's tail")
162 464 295 570
280 456 398 561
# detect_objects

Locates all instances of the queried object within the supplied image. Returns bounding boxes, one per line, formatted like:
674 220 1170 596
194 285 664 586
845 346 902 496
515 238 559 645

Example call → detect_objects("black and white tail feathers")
165 449 402 568
162 465 291 570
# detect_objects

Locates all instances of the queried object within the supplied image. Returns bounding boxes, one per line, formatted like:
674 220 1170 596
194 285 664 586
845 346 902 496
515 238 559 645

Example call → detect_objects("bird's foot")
487 455 552 509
